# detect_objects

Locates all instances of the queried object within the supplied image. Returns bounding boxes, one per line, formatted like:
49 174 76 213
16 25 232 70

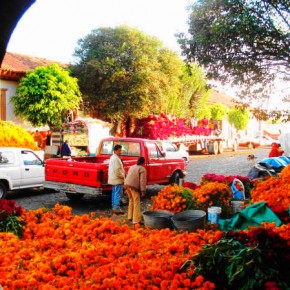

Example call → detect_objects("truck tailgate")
45 157 108 187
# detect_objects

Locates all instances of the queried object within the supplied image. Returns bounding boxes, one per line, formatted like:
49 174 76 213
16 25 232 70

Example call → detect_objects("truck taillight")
97 170 103 182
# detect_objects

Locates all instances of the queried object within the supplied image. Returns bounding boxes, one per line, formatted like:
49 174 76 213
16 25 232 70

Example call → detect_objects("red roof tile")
208 89 239 108
1 51 67 73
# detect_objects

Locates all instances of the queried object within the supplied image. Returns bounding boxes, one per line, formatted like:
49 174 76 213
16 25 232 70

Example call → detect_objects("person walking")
108 144 126 214
61 140 72 157
124 157 147 225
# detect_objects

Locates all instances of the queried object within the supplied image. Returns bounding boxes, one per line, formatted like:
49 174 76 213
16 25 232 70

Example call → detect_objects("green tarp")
219 201 282 230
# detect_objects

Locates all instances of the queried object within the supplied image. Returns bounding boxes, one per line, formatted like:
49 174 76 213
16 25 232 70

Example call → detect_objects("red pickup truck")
44 137 187 200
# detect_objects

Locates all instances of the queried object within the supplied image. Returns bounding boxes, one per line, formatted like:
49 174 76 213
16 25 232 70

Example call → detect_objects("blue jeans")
112 184 123 209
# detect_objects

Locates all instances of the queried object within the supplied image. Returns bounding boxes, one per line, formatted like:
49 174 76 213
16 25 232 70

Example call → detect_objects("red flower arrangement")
0 199 25 238
129 114 212 140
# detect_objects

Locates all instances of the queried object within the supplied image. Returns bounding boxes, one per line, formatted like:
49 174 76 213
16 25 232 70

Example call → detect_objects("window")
21 150 42 166
146 142 162 158
100 141 114 154
100 141 141 156
0 151 12 164
0 89 7 120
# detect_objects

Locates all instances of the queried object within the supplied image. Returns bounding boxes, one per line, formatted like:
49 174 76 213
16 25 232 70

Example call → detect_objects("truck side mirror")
161 151 166 157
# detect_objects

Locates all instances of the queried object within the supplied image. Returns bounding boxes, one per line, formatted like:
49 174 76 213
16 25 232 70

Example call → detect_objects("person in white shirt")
108 144 126 214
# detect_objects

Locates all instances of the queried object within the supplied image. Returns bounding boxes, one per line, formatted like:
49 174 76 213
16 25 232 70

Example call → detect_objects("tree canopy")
71 26 209 133
178 0 290 100
11 64 81 129
228 107 250 130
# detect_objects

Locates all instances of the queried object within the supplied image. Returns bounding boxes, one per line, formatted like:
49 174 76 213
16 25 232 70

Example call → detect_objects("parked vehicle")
44 137 187 200
0 147 45 199
165 120 238 155
154 140 189 163
239 135 276 149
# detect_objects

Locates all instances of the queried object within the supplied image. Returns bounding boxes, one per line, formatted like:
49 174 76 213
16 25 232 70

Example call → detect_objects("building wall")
0 79 24 124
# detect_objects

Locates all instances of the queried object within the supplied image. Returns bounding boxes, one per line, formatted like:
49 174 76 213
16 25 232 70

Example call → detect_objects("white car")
0 147 45 199
155 140 189 163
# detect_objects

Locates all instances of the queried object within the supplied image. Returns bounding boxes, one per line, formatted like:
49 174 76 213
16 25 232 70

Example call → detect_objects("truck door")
145 142 167 183
20 150 45 187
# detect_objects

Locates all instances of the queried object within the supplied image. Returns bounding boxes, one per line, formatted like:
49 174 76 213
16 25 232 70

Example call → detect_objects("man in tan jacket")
124 157 147 225
108 144 126 214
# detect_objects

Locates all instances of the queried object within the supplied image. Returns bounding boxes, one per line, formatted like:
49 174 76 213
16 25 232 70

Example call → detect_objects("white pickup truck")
0 147 45 199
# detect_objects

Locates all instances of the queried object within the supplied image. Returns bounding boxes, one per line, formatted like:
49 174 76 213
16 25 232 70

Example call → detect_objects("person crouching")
124 157 147 225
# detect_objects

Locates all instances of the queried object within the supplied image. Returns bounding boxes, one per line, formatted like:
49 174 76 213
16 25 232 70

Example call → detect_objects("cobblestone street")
6 146 270 217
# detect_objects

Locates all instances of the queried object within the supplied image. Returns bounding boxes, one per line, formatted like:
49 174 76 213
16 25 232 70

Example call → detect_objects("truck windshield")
100 141 141 156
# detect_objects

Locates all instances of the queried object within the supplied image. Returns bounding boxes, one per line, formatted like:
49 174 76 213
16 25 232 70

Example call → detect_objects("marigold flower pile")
200 173 254 198
151 184 193 213
0 204 221 289
0 120 38 149
151 183 232 216
251 165 290 221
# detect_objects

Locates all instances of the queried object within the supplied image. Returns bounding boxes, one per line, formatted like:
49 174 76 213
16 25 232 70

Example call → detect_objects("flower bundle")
181 224 290 290
151 184 195 213
250 166 290 221
200 173 254 198
191 126 213 136
0 203 223 289
0 199 25 238
183 181 199 190
0 121 38 149
191 181 232 216
130 114 194 140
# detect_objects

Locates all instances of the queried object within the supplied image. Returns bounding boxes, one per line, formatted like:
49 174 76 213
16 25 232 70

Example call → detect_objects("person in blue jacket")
61 140 71 157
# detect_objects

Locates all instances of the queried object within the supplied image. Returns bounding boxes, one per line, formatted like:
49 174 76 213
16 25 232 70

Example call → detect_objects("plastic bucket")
207 207 221 224
231 201 245 214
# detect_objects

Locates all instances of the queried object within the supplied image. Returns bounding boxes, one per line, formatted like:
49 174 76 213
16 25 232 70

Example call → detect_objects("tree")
178 0 290 99
71 26 209 135
11 64 81 129
210 103 228 120
228 107 250 130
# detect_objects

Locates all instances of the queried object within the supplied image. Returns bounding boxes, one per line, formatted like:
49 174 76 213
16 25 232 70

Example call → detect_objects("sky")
7 0 191 64
7 0 288 111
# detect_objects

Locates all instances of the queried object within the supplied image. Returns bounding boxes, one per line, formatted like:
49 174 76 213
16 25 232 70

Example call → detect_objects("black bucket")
143 210 174 229
171 210 206 232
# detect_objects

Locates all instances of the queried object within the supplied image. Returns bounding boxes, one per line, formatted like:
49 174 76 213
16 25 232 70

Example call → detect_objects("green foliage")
71 26 209 125
228 107 250 130
0 215 24 238
11 64 81 129
182 228 290 289
178 0 290 99
209 103 228 120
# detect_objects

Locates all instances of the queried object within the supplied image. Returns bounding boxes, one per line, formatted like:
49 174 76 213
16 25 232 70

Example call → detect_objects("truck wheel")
0 181 7 199
213 141 219 155
170 172 181 185
218 141 224 154
248 142 254 149
65 193 84 201
232 140 238 152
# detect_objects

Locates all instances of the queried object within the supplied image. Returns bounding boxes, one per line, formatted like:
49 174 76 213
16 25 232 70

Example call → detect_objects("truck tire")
232 140 238 152
0 181 7 199
218 141 224 154
248 142 254 149
65 193 84 201
170 172 182 185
